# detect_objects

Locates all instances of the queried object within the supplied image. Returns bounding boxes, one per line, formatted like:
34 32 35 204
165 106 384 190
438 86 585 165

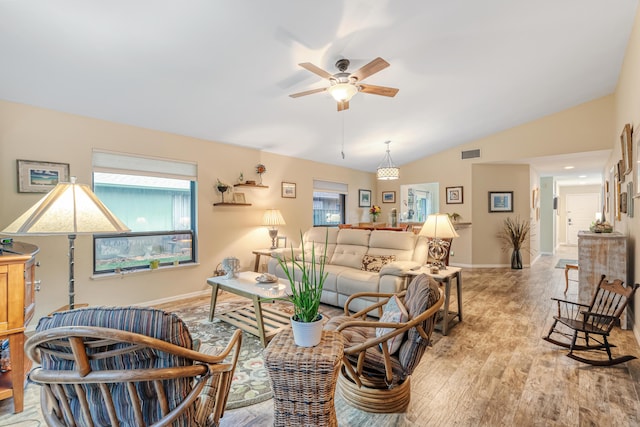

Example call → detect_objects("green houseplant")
497 216 531 269
277 230 328 346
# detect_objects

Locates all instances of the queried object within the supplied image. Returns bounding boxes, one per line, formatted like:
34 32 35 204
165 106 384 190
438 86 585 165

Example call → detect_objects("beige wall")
612 4 640 342
0 100 375 320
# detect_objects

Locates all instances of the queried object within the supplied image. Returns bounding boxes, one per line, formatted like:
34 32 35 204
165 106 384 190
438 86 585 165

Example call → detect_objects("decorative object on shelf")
277 231 328 347
419 213 459 272
448 212 461 223
221 257 240 279
2 177 130 309
376 141 399 180
446 186 463 204
390 208 398 227
238 172 244 183
245 180 256 185
488 191 514 212
255 163 267 185
382 191 396 203
262 209 286 249
233 192 246 204
281 182 296 198
16 159 70 193
497 216 530 269
369 204 381 222
358 189 371 207
216 179 231 203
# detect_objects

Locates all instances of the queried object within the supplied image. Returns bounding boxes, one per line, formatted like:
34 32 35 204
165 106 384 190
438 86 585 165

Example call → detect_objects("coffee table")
206 271 292 347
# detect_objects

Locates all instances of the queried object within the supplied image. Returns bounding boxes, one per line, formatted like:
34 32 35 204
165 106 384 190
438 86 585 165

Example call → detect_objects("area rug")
174 299 295 409
555 259 578 269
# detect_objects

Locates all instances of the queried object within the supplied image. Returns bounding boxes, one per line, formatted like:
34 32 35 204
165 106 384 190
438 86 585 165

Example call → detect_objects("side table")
264 329 344 427
252 249 273 272
407 266 462 335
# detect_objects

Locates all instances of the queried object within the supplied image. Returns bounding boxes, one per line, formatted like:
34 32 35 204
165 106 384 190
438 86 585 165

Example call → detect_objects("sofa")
268 227 428 313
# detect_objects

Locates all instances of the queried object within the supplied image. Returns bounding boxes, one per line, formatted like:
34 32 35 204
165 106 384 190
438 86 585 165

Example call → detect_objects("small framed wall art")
446 186 463 204
382 191 396 203
281 182 296 198
488 191 513 212
17 159 70 193
233 192 246 204
359 189 372 207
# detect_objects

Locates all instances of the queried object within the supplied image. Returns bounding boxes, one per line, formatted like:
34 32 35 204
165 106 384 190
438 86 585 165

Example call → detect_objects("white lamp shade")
327 83 358 102
262 209 286 228
419 214 459 239
2 180 130 235
376 167 400 180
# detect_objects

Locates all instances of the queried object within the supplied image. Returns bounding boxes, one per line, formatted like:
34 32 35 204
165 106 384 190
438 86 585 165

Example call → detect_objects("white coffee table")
206 271 291 347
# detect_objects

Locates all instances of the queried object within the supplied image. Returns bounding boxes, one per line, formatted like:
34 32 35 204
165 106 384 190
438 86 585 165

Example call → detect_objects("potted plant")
277 231 328 347
448 212 461 223
497 216 531 269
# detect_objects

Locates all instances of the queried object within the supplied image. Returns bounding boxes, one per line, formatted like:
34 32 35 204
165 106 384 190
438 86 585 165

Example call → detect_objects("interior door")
566 193 600 245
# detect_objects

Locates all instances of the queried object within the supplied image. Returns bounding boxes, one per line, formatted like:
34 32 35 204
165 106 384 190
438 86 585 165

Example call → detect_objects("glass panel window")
313 191 345 226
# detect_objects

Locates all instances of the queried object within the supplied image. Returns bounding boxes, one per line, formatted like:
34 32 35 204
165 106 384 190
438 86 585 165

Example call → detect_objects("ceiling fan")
289 57 399 111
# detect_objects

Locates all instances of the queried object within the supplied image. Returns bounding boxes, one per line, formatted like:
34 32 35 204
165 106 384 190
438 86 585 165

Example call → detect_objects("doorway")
566 193 600 245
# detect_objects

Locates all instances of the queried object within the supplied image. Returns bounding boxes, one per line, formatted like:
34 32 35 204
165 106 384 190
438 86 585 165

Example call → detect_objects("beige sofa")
267 227 428 313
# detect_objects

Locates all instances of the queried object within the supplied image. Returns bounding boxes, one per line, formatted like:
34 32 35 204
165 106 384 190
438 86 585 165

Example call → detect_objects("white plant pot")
290 314 324 347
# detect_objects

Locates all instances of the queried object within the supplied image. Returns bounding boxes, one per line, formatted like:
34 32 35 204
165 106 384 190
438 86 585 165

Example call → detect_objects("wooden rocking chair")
543 275 639 366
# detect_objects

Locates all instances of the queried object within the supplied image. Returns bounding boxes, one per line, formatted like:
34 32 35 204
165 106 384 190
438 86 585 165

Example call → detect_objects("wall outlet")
450 250 455 257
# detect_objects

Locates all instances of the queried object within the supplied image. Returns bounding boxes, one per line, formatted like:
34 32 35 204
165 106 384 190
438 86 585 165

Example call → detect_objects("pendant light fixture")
376 141 399 180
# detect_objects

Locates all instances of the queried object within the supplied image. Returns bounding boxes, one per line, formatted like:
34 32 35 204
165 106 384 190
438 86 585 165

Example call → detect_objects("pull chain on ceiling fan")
289 57 399 111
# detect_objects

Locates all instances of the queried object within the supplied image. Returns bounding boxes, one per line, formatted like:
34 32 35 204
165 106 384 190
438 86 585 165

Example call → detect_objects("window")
92 151 197 274
313 180 347 226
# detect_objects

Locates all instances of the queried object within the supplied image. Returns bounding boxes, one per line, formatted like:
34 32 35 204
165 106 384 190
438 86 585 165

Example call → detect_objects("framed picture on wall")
359 189 372 207
621 123 632 175
382 191 396 203
446 186 463 204
17 159 70 193
281 182 296 198
488 191 513 212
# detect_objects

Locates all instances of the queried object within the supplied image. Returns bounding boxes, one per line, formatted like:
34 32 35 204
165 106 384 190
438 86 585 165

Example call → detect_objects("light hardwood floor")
2 247 638 426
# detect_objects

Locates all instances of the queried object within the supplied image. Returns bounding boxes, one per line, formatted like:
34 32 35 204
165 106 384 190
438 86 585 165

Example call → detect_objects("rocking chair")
543 274 639 366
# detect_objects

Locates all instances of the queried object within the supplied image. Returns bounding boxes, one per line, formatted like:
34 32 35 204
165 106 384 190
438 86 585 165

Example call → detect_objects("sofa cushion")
331 229 371 269
376 295 409 354
367 230 417 261
379 260 422 276
298 227 339 262
361 254 396 272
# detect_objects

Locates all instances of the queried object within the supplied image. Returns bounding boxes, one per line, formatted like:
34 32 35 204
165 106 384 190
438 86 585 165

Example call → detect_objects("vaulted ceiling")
0 1 637 181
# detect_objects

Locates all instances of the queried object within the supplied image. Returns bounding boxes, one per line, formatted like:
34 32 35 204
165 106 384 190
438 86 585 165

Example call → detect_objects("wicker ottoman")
264 329 344 427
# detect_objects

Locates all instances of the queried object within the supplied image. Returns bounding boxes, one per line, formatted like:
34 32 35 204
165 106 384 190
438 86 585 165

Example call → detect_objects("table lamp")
2 177 130 310
262 209 286 249
419 213 459 272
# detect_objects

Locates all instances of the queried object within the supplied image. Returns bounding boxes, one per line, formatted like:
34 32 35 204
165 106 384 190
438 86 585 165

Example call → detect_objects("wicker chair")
324 274 443 413
25 307 242 427
543 274 639 366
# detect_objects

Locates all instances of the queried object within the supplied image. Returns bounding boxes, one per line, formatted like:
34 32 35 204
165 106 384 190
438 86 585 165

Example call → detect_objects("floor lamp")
2 177 130 310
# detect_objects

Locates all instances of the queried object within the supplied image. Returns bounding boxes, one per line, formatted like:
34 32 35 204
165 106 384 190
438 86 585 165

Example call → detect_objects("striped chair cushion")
35 306 196 427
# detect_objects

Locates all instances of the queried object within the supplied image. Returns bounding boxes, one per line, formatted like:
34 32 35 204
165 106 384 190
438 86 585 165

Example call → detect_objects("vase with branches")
497 216 531 269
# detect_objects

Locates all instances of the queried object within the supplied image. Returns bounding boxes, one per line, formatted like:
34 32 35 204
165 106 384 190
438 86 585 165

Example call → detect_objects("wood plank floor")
1 246 638 426
218 246 640 426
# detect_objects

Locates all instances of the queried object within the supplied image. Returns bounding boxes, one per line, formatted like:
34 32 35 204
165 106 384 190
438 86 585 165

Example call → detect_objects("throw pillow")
376 295 409 354
361 254 396 272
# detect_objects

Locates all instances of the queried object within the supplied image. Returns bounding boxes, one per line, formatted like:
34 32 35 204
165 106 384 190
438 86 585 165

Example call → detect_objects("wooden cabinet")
0 242 39 413
577 231 628 328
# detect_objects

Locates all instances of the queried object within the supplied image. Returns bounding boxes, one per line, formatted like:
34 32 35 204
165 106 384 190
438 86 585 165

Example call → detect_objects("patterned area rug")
175 299 295 409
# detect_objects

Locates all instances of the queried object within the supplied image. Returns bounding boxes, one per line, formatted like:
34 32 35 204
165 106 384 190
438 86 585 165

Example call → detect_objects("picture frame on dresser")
17 159 70 193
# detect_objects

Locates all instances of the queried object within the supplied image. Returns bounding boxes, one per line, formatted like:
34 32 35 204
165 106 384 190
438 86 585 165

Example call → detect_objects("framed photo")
277 236 287 248
621 123 632 175
382 191 396 203
635 125 640 197
358 189 371 207
233 192 246 204
446 186 463 204
488 191 513 212
17 159 70 193
627 181 634 217
281 182 296 198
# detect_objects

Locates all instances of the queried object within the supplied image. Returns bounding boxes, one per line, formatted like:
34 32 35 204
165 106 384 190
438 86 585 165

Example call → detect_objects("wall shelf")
213 202 252 206
233 183 268 189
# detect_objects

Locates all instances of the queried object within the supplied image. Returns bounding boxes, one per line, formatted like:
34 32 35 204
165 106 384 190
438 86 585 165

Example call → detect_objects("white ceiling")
0 1 637 182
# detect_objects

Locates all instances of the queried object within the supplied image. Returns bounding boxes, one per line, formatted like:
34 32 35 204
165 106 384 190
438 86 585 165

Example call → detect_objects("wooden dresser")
0 241 39 413
577 231 628 328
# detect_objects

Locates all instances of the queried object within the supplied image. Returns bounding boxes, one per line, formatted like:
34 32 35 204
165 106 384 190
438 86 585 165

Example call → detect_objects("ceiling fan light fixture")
376 141 399 180
328 83 358 102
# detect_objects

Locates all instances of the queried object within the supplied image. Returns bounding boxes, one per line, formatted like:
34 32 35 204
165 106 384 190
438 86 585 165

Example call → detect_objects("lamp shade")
327 83 358 102
2 178 130 235
419 214 459 239
262 209 286 228
376 141 399 180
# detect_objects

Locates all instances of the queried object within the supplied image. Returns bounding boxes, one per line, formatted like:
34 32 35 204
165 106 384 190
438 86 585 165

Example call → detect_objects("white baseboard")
133 289 211 307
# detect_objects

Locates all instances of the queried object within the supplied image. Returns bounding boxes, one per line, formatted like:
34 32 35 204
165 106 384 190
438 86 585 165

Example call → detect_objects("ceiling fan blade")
351 57 390 81
359 83 399 97
337 100 349 112
298 62 333 79
289 87 328 98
